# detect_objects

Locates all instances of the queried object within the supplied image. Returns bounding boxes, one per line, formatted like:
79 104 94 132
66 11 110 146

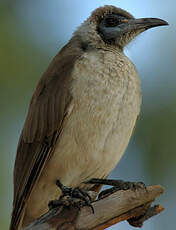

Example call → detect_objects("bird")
10 5 168 230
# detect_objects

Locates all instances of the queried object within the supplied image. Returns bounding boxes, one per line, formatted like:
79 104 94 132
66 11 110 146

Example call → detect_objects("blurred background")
0 0 175 229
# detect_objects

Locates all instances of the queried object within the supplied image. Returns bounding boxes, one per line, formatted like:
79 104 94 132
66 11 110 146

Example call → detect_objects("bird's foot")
85 178 147 199
48 179 94 213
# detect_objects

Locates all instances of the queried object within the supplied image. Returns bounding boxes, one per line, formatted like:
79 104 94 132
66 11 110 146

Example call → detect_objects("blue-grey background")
0 0 175 229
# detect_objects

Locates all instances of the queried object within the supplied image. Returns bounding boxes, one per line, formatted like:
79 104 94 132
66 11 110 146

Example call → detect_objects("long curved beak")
98 17 168 42
120 17 169 32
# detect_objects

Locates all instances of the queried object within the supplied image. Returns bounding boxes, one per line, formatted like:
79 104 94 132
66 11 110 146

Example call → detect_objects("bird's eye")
104 15 120 27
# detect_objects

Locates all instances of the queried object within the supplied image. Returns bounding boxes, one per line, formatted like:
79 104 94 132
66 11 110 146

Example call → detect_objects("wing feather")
10 41 82 230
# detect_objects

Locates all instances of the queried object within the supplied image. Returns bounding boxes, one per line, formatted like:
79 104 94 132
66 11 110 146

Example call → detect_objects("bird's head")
74 5 168 51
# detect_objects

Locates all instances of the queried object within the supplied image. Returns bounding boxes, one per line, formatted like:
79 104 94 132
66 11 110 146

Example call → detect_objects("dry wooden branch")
23 185 164 230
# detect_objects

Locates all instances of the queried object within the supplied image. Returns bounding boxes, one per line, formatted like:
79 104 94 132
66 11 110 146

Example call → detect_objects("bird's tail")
9 206 25 230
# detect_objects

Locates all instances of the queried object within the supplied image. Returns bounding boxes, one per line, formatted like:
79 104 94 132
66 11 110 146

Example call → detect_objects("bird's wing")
10 43 82 230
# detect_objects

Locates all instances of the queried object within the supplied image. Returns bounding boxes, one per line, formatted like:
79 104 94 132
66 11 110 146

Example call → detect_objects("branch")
24 185 164 230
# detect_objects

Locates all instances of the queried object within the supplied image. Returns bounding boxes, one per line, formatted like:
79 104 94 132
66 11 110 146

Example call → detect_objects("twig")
23 185 165 230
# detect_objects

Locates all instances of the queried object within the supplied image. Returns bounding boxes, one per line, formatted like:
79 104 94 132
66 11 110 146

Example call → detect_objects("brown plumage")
10 42 83 229
10 5 168 230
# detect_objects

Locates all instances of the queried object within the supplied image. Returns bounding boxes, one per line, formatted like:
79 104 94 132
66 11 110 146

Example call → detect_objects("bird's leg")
48 179 94 213
85 178 147 199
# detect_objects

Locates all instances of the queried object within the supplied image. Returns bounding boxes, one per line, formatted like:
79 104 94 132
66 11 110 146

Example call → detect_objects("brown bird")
10 5 168 230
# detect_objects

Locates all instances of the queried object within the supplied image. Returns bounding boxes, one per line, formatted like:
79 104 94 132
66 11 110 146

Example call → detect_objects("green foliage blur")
0 2 52 229
0 1 175 229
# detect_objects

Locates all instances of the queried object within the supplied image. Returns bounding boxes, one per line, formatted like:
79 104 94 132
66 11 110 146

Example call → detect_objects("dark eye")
104 15 119 27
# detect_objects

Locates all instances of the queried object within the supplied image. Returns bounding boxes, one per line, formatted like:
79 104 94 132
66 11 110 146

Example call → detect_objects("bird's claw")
85 178 147 199
48 179 94 213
